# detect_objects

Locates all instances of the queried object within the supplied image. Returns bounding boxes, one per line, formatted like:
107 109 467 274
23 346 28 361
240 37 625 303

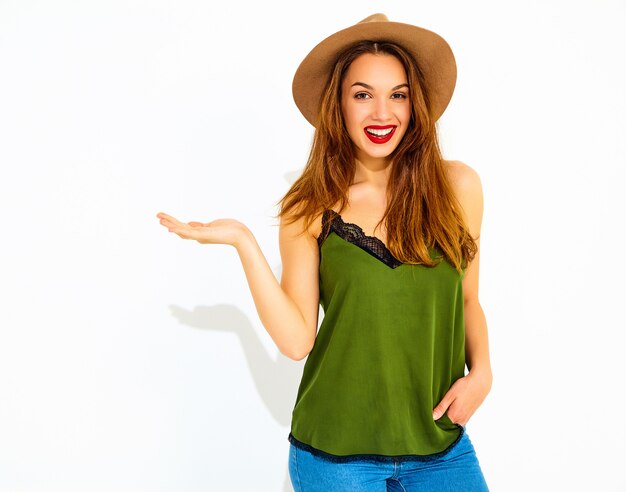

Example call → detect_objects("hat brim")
292 20 457 127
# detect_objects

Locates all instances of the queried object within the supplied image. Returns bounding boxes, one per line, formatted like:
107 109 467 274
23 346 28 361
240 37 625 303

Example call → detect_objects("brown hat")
292 13 457 127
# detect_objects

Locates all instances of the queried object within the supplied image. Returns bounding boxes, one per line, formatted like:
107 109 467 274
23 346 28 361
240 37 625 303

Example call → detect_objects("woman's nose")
372 97 392 120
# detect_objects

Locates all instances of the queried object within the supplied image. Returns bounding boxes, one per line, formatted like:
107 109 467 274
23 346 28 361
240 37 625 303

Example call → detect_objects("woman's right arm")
157 212 320 361
236 213 320 360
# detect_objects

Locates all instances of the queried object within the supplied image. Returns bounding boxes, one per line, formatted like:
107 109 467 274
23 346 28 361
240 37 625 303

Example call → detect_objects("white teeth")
366 127 394 136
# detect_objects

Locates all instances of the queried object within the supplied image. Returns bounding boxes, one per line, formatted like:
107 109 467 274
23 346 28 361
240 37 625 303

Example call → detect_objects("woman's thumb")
433 397 451 420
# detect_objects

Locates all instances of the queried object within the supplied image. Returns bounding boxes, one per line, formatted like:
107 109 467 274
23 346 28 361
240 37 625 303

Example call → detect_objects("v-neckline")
317 209 403 269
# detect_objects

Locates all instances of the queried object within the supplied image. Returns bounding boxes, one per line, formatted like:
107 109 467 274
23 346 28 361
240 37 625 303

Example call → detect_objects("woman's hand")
432 370 492 427
156 212 250 248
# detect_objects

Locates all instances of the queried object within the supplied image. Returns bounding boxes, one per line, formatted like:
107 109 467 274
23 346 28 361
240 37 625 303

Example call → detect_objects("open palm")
156 212 247 247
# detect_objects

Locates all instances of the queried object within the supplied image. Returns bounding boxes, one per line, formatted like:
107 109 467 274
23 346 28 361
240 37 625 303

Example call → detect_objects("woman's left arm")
433 161 493 426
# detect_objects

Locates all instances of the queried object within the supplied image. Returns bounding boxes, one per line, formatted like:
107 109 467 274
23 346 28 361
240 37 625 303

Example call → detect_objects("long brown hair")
273 40 477 274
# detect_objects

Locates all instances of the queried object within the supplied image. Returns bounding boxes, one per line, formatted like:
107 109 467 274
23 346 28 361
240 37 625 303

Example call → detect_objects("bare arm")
235 226 318 360
156 212 319 360
432 162 492 425
454 164 492 381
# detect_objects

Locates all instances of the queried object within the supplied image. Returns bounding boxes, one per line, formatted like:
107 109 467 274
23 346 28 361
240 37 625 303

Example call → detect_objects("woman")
157 13 492 491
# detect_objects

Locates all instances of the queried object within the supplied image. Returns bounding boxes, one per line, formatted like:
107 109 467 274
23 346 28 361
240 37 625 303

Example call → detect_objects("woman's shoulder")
444 159 482 193
443 159 484 237
280 207 328 243
445 158 474 173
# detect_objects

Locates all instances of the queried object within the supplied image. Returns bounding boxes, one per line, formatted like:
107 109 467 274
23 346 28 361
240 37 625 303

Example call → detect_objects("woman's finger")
156 212 186 228
158 215 191 233
158 218 177 230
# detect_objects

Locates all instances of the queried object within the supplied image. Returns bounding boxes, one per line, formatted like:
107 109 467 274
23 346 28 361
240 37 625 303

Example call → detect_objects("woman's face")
340 53 411 163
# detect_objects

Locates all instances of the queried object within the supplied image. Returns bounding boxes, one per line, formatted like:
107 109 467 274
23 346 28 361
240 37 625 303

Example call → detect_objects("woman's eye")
354 92 370 100
392 93 408 100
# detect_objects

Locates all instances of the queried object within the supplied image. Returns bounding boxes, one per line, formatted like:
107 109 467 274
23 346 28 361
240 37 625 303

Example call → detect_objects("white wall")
1 1 624 491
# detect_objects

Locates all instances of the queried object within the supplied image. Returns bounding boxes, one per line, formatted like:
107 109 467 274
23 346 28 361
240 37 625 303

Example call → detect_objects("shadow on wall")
167 301 303 427
168 260 313 491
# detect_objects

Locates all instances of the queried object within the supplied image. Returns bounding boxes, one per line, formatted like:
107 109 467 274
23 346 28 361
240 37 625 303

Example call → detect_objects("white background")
1 1 624 491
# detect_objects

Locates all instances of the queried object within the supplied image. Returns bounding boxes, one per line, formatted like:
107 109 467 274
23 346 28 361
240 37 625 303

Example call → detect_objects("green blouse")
288 209 467 462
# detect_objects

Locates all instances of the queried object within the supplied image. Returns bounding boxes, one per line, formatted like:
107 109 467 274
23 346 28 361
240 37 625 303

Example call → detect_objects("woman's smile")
363 125 397 144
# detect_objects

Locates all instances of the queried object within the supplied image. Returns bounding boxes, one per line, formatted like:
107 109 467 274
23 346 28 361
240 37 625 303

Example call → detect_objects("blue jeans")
288 430 489 491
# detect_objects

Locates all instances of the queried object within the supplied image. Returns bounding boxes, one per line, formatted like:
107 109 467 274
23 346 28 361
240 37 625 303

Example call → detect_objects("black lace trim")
317 209 403 269
287 425 465 463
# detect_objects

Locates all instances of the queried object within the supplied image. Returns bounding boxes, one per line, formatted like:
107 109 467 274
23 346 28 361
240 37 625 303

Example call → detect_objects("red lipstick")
363 125 396 144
